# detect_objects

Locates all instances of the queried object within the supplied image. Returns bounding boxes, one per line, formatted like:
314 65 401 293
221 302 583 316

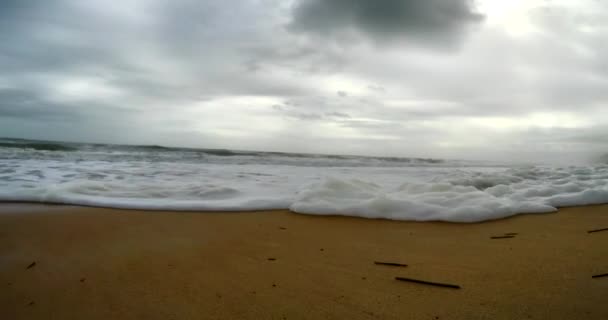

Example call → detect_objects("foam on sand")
290 166 608 222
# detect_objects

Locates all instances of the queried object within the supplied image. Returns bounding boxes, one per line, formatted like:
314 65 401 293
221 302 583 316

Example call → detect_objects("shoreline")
1 204 607 319
2 200 605 224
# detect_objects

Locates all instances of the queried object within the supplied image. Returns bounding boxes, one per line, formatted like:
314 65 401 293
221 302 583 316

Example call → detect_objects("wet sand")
1 204 607 319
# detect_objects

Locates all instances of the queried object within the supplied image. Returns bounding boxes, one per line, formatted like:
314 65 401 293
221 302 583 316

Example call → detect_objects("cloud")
289 0 484 47
0 89 78 121
1 0 608 161
271 97 354 121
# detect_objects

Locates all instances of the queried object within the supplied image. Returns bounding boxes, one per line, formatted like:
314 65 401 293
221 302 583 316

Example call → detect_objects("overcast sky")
1 0 607 161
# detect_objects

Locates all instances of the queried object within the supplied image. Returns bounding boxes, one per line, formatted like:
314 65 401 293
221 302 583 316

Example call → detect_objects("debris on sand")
490 235 515 239
588 228 608 234
395 277 461 289
374 261 408 267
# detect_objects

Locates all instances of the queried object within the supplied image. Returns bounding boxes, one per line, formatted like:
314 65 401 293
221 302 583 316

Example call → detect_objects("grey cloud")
546 127 608 146
242 40 351 75
0 89 78 121
367 85 386 92
0 88 136 122
0 0 314 119
1 0 608 160
290 0 484 47
272 97 354 121
326 112 350 118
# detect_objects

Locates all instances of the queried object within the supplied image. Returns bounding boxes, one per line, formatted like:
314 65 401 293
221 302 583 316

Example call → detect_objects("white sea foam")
291 166 608 222
1 140 607 222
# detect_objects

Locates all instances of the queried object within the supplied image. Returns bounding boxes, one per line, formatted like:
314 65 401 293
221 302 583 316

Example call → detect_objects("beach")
1 204 607 319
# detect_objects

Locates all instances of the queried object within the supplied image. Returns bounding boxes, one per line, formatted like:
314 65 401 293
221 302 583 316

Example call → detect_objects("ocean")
1 137 607 222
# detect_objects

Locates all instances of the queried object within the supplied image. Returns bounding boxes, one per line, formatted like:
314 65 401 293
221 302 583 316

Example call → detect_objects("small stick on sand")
587 228 608 234
395 277 461 289
592 273 608 279
374 261 408 267
26 261 36 269
491 235 515 239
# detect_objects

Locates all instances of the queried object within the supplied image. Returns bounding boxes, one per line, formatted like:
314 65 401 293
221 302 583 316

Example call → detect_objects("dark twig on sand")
490 235 515 239
587 228 608 234
592 273 608 279
374 261 408 267
26 261 36 269
395 277 461 289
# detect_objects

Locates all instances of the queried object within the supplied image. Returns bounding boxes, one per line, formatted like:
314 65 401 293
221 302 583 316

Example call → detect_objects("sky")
1 0 607 162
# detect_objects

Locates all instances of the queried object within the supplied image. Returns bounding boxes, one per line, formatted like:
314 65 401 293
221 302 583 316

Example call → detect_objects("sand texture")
1 204 607 319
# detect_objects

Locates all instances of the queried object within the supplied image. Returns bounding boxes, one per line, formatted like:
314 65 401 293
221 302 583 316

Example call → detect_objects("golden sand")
1 204 607 319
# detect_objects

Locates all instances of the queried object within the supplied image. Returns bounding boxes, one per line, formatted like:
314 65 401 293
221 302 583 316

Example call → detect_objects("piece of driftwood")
490 235 515 239
395 277 461 289
587 228 608 234
374 261 408 267
26 261 36 269
592 273 608 279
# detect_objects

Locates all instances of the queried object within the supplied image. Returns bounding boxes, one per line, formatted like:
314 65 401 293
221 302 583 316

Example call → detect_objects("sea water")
1 138 607 222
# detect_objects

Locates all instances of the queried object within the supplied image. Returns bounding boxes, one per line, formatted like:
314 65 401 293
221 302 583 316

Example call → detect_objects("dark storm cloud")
0 89 78 121
0 88 136 122
290 0 484 47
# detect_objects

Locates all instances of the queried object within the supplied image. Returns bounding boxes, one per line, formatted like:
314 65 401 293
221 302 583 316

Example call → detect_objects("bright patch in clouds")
50 76 123 102
469 112 592 131
478 0 540 34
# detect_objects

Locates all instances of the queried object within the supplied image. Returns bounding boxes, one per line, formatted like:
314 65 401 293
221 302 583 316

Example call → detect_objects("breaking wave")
1 138 607 222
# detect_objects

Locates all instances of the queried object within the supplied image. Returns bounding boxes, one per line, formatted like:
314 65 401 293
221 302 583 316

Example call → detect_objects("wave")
0 142 77 152
130 145 174 151
0 138 461 168
1 162 607 222
198 149 263 157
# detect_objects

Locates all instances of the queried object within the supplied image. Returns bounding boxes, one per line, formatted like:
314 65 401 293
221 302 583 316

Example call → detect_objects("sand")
1 204 607 319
